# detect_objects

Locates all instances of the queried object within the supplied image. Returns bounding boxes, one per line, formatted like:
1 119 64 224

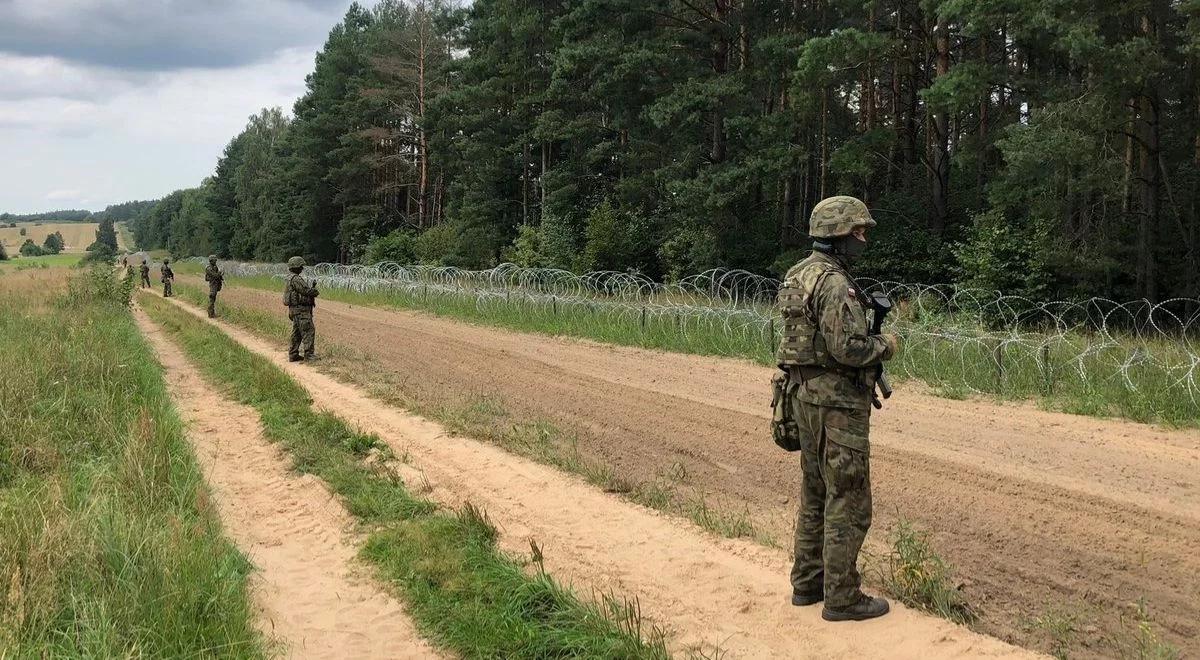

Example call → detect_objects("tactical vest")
283 274 314 308
775 254 844 369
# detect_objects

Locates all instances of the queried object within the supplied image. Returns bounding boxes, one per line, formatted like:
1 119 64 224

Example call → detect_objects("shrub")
42 231 65 254
363 229 417 264
19 227 27 236
19 238 44 257
414 223 459 265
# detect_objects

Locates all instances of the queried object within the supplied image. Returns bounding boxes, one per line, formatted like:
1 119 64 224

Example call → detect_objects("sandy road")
193 279 1200 654
134 304 439 659
162 291 1035 659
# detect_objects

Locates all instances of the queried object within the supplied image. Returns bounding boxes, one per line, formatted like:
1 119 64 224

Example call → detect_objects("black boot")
822 594 890 622
791 588 823 606
288 355 303 363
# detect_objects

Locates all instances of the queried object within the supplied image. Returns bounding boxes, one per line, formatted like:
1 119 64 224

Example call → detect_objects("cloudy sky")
0 0 367 214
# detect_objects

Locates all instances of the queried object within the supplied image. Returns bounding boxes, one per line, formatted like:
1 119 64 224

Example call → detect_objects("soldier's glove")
882 333 901 359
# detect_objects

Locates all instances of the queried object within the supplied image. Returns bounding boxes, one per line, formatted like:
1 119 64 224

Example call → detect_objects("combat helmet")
287 256 305 269
809 196 876 239
208 254 218 262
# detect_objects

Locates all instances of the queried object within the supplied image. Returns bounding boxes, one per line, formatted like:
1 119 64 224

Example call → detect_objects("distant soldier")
160 258 174 298
204 255 224 318
125 261 134 281
774 196 900 622
283 256 319 362
139 259 151 288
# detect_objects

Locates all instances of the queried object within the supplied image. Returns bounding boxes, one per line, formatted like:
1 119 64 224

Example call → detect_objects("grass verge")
0 266 264 657
138 292 671 658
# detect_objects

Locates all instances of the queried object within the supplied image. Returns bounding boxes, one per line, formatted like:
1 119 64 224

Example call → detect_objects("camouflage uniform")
160 262 174 298
283 259 318 361
139 262 151 288
776 196 897 618
204 257 223 318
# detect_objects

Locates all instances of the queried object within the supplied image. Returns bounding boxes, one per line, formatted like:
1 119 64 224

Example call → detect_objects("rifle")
867 291 894 409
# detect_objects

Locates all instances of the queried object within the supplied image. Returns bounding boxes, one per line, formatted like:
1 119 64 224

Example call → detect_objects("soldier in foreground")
139 259 151 288
160 258 174 298
773 196 900 622
204 255 224 318
283 256 319 362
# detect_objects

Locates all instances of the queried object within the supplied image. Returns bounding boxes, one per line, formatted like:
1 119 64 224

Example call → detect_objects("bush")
83 242 117 264
0 242 7 261
19 239 44 257
19 227 27 236
42 231 65 255
363 229 417 264
577 200 656 273
954 209 1050 299
503 224 546 268
660 225 722 282
414 223 460 265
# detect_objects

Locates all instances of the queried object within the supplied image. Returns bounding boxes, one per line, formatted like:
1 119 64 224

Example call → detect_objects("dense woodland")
123 0 1200 302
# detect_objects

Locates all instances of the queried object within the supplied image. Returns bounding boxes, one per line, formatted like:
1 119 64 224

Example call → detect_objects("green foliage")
19 239 43 257
413 222 459 265
954 209 1050 299
660 225 722 282
18 227 26 236
41 231 64 255
0 241 7 261
578 201 655 273
875 521 976 625
364 229 417 264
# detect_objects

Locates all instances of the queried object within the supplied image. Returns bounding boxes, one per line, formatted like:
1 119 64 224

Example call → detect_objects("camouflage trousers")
141 274 151 288
789 395 873 608
162 279 173 297
207 288 219 318
288 307 316 359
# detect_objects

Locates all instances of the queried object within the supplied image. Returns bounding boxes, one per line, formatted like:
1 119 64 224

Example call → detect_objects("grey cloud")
0 0 354 71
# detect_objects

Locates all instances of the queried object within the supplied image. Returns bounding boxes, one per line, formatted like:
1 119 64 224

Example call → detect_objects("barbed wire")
189 258 1200 409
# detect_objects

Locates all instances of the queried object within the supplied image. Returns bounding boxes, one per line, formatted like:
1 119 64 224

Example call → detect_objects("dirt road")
163 293 1035 659
135 305 439 659
198 280 1200 655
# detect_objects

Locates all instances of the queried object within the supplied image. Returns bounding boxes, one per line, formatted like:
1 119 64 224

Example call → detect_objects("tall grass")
139 293 671 659
0 267 263 657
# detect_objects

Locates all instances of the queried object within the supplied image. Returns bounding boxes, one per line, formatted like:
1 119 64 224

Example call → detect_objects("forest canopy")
127 0 1200 303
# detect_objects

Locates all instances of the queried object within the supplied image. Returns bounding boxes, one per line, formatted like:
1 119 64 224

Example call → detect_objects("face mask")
836 235 867 263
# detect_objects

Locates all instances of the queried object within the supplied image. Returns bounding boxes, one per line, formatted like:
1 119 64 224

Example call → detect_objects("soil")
163 293 1037 659
197 280 1200 656
134 304 440 659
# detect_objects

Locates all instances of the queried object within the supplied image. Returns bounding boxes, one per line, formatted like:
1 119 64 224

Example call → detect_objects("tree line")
0 200 157 225
128 0 1200 302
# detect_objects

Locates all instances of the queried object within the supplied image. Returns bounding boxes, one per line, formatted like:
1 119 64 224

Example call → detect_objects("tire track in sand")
134 305 439 660
160 292 1036 659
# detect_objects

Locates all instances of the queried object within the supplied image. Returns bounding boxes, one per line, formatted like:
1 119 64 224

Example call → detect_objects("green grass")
872 520 976 625
138 292 671 659
2 253 84 268
0 267 264 657
175 263 1200 427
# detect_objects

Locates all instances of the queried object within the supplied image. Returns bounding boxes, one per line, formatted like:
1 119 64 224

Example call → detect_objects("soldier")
139 259 152 288
204 255 224 318
160 258 174 298
283 256 319 362
775 196 900 622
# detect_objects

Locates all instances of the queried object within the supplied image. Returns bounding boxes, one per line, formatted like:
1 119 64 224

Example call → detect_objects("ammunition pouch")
770 370 803 452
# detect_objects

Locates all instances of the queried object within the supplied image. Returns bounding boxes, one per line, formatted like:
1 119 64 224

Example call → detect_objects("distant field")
0 222 128 253
1 253 84 268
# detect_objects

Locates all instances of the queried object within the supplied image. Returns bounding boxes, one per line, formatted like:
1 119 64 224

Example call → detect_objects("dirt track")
200 280 1200 655
161 292 1035 659
135 304 438 659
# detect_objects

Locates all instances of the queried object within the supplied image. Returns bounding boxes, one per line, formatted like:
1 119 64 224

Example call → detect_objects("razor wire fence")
191 258 1200 412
